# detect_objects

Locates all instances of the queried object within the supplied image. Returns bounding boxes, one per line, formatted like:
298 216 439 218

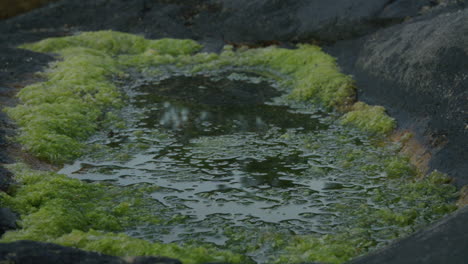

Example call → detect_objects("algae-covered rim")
0 31 457 264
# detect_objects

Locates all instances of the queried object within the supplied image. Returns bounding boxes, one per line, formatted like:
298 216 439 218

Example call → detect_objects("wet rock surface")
0 240 182 264
326 7 468 187
0 0 460 46
0 0 467 263
0 207 17 235
0 46 54 192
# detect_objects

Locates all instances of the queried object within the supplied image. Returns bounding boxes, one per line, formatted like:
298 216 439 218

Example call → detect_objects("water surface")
60 71 396 261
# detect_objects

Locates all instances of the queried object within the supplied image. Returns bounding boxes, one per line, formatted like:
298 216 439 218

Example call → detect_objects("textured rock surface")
0 0 452 46
207 0 394 43
327 7 468 187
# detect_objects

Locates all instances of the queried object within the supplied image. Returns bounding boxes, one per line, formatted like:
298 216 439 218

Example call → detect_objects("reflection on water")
133 74 325 141
59 72 384 261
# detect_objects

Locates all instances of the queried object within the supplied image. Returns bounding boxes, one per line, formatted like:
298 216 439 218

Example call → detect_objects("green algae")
0 163 245 264
243 45 356 109
54 230 244 264
341 102 396 135
275 172 457 264
0 163 160 239
20 31 202 56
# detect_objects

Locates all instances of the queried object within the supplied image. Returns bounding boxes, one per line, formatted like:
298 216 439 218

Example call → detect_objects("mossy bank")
6 30 396 164
0 31 458 264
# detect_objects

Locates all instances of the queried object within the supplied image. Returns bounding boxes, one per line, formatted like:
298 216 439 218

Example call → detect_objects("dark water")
60 72 388 260
134 74 326 140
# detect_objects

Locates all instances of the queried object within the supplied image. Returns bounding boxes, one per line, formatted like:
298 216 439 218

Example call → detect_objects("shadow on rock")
0 241 182 264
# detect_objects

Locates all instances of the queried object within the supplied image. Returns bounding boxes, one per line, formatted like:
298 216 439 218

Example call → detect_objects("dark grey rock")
0 47 53 87
206 0 394 43
378 0 433 19
0 0 438 47
131 256 182 264
0 240 126 264
0 207 17 235
0 241 183 264
0 167 14 191
327 7 468 188
0 47 53 194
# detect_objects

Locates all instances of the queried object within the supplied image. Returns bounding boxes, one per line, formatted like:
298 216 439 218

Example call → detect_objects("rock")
0 207 17 235
204 0 394 43
1 0 449 47
328 7 468 187
0 167 14 192
0 241 183 264
0 47 54 194
324 7 468 263
130 256 182 264
0 241 126 263
347 206 468 264
0 1 467 264
0 47 53 87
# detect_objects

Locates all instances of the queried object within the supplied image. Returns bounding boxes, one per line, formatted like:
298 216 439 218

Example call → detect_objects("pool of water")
59 71 415 262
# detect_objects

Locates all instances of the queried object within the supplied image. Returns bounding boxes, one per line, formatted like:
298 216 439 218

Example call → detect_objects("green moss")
384 156 416 178
244 45 356 108
0 164 245 264
53 230 244 264
277 232 367 264
20 31 202 56
341 102 396 135
426 170 453 184
171 44 356 108
0 164 156 237
277 170 457 264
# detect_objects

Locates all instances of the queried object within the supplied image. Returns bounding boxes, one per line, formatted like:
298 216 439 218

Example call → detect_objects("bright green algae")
341 102 396 135
0 31 457 263
0 164 245 264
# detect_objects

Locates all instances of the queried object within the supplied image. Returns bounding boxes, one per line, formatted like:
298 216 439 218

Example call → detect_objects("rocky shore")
1 0 467 263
